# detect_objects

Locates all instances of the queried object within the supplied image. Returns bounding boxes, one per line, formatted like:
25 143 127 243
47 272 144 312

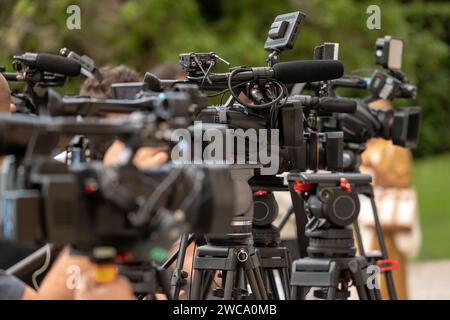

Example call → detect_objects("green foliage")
0 0 448 157
413 153 450 260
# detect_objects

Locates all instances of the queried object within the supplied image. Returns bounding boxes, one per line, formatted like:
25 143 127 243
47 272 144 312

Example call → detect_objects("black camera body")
1 159 235 260
194 100 345 173
332 100 421 148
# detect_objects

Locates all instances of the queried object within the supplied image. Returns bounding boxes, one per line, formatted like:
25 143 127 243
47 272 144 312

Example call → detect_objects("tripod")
281 166 397 299
290 227 378 300
162 187 292 300
190 217 269 300
286 172 382 300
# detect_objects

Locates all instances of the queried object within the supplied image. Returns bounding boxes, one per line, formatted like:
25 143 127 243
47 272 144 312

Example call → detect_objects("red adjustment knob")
254 188 267 197
293 180 313 193
340 178 352 193
84 181 98 194
114 252 133 263
376 259 399 273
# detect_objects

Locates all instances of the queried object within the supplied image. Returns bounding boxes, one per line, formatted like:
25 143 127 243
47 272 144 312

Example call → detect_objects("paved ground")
408 260 450 299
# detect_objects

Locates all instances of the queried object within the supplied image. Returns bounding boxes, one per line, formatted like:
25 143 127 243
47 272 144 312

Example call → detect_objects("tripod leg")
223 270 235 300
253 267 269 299
271 269 288 300
200 270 215 300
290 285 297 300
170 233 190 299
236 268 246 299
348 258 377 300
160 233 195 269
288 182 308 258
373 286 382 300
353 221 366 257
326 262 340 300
369 195 397 300
246 268 262 300
191 269 204 300
354 282 369 300
277 205 294 232
366 286 378 300
351 269 373 300
281 268 291 300
291 286 308 300
266 269 277 299
279 268 290 300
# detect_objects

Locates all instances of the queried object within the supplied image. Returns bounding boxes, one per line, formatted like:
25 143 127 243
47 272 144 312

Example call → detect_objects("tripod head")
288 172 371 257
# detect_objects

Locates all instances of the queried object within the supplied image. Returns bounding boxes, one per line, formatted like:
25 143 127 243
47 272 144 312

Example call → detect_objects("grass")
413 153 450 260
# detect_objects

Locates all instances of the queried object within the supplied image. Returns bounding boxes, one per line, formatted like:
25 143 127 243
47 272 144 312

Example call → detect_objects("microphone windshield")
36 54 81 77
273 60 344 84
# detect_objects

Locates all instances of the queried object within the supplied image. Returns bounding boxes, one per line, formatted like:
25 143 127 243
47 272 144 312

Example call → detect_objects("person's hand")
21 286 39 300
104 140 168 169
0 74 12 113
133 146 168 168
75 274 135 300
38 247 93 300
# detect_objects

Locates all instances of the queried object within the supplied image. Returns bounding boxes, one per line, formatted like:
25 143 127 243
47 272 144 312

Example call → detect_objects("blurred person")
37 248 136 300
79 65 142 99
0 74 12 113
79 65 169 168
358 99 422 300
150 63 186 80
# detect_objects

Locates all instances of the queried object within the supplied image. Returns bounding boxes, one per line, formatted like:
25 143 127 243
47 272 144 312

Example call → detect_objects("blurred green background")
0 0 448 259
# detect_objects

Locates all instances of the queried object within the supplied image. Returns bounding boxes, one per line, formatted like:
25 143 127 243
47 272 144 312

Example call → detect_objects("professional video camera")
303 38 421 180
172 12 352 175
286 37 421 300
0 114 235 261
0 80 220 247
309 38 421 151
